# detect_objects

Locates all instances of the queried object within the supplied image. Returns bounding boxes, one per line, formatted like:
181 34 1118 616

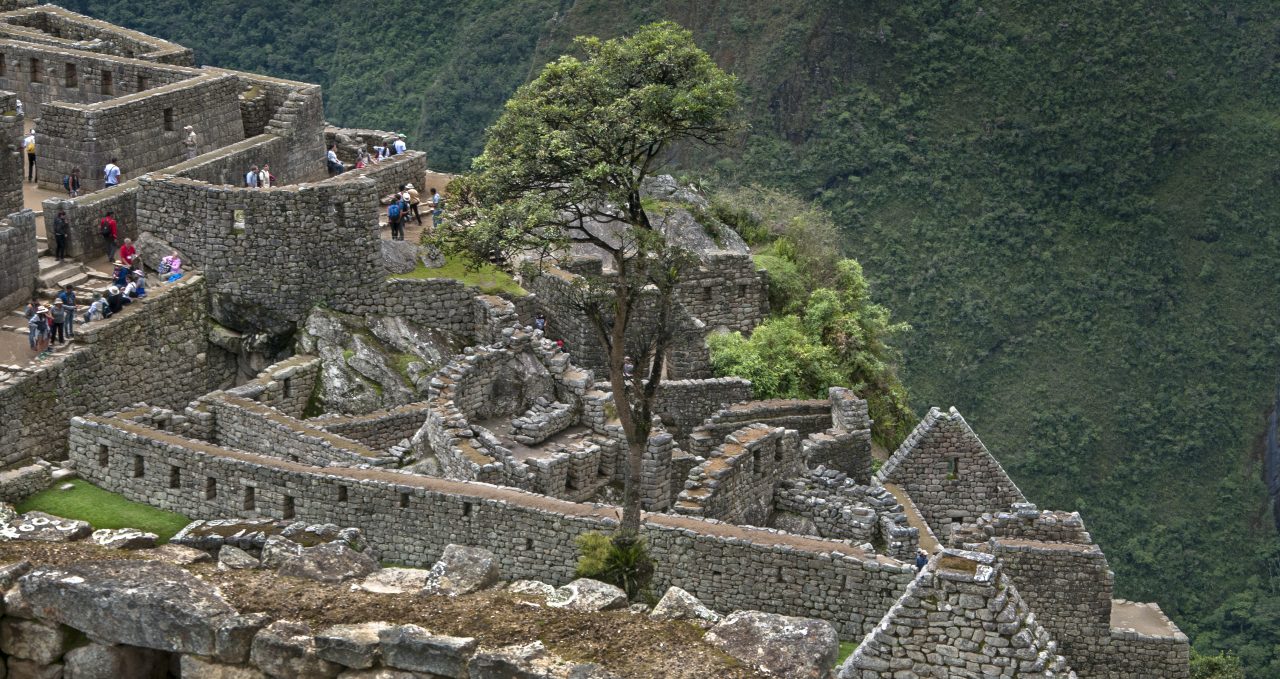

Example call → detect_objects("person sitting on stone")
623 356 636 380
106 286 126 314
83 293 107 322
326 145 343 175
159 251 182 276
915 549 929 572
65 167 81 197
392 136 407 155
534 313 546 332
118 238 136 267
125 270 147 298
113 262 130 288
355 149 369 169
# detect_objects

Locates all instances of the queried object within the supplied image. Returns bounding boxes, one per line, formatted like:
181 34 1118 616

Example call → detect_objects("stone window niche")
205 477 216 500
132 454 144 478
168 465 180 489
136 73 149 91
100 68 112 95
163 107 174 131
0 54 7 78
29 57 40 83
64 62 76 87
231 208 246 235
337 486 348 503
947 457 960 480
281 495 295 520
97 443 109 467
242 485 255 511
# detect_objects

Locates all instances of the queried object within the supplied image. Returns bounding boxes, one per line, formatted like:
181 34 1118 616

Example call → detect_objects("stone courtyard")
0 3 1189 678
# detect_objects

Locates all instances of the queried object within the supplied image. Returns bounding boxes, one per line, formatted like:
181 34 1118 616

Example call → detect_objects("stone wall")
0 39 197 118
325 125 398 164
1104 605 1191 679
876 406 1027 537
0 90 20 216
0 209 35 311
69 414 915 637
261 83 326 184
169 134 288 187
135 174 385 335
327 146 426 200
334 278 513 346
0 5 194 64
223 354 321 420
38 72 245 190
650 377 753 444
674 424 804 526
774 471 918 560
312 403 433 451
202 392 392 468
686 399 830 457
0 275 236 466
673 252 768 333
41 180 136 260
0 462 47 503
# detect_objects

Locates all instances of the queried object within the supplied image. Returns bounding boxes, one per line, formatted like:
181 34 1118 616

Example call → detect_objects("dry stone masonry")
0 9 1190 678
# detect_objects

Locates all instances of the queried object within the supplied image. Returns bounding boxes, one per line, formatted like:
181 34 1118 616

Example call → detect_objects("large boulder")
249 621 342 678
278 541 379 584
0 617 70 664
378 624 477 677
357 567 432 595
259 535 303 569
179 654 269 679
467 641 618 679
649 586 721 627
217 545 260 570
545 579 628 613
421 544 500 596
704 610 839 679
63 641 169 679
315 622 392 670
506 580 556 601
90 528 158 550
142 544 211 565
381 239 420 274
0 511 91 542
19 560 237 655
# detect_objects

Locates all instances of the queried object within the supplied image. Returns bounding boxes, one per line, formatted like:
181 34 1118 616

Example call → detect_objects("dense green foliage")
17 479 191 541
574 532 655 601
1192 651 1247 679
52 0 1280 672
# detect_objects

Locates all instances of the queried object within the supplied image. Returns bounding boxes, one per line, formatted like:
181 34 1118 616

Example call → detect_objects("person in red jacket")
99 212 118 262
118 237 136 267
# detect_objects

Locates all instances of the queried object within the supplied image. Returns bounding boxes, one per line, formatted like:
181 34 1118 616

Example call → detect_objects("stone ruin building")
0 4 1189 677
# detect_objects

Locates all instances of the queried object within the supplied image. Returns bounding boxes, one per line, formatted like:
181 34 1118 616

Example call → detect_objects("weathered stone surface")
356 567 431 595
249 621 341 679
89 528 157 550
7 657 62 679
63 641 168 679
336 670 431 679
421 544 500 596
179 654 269 679
467 641 619 679
259 535 303 569
507 580 556 600
705 610 839 679
0 512 91 543
649 586 721 627
545 579 628 613
277 541 378 584
381 239 419 275
0 617 69 664
143 544 212 565
19 560 236 655
217 545 260 570
378 624 476 677
214 612 272 664
314 622 392 670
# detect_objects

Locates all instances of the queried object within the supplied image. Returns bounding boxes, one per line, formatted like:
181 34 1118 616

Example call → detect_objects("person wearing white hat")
405 183 422 225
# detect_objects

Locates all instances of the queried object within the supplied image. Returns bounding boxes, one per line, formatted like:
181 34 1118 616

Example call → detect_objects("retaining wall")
0 90 20 215
69 414 914 637
0 209 35 311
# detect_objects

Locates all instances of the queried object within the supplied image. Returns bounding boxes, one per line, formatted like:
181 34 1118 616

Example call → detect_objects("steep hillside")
53 0 1280 673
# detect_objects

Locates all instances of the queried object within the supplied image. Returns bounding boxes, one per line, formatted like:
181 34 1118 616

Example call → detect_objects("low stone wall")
1 5 194 64
674 252 768 334
41 180 137 260
334 278 508 345
687 399 830 457
650 377 753 445
69 414 914 637
0 275 236 467
327 149 426 201
0 462 48 503
674 424 803 526
0 209 35 311
203 392 392 468
312 403 433 451
1104 605 1191 679
774 472 917 560
510 401 574 445
169 134 288 187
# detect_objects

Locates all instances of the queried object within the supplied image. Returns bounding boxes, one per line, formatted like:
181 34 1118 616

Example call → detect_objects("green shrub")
575 532 655 601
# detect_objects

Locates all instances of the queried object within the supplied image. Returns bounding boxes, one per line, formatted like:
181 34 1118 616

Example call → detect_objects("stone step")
55 272 89 289
37 263 83 288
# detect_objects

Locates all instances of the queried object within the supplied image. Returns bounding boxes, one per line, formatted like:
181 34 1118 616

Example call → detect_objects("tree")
438 22 739 539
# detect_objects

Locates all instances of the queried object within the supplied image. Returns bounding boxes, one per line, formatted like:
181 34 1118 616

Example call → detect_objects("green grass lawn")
17 479 191 542
836 641 857 667
391 258 527 297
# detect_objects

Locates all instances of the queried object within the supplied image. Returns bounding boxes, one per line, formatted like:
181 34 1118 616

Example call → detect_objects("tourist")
23 129 35 183
534 313 546 332
49 299 66 345
15 98 22 117
83 292 106 322
23 299 37 320
57 285 75 338
245 165 261 188
103 158 121 188
159 251 182 276
259 164 272 188
405 183 423 225
387 194 405 241
105 286 125 314
372 142 386 161
113 262 130 288
355 149 369 169
915 549 929 572
429 187 443 228
326 144 343 175
183 125 198 160
63 167 81 197
623 356 636 380
51 210 69 262
124 270 146 298
392 136 407 155
118 237 136 267
99 211 118 262
28 306 49 352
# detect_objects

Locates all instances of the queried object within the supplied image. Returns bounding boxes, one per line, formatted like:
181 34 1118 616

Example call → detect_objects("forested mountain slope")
55 0 1280 673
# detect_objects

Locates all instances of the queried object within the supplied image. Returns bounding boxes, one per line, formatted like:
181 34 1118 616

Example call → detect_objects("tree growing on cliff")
436 22 739 539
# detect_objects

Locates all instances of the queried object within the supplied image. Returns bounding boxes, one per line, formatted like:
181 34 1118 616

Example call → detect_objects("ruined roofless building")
0 4 1189 677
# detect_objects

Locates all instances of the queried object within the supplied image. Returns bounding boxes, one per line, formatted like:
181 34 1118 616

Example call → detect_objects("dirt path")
1110 600 1179 637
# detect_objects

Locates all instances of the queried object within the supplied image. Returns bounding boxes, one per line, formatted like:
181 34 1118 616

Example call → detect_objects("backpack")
25 139 34 154
99 221 111 238
61 175 70 191
387 202 402 220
